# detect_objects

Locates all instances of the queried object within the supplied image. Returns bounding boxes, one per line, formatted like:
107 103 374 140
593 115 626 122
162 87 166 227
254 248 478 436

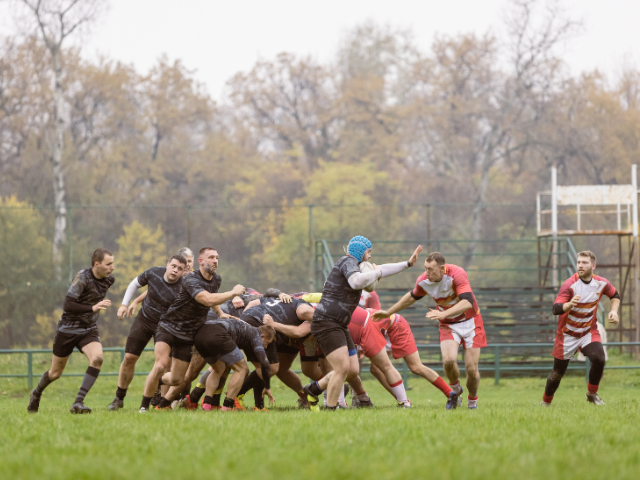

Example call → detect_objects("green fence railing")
2 343 639 389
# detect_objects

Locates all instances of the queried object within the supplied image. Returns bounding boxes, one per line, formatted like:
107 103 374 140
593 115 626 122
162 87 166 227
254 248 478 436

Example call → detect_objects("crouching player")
541 250 619 406
371 310 458 408
194 318 276 411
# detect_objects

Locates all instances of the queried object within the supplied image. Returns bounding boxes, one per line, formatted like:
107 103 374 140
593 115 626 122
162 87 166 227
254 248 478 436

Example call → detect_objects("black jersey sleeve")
340 256 360 280
183 274 206 299
63 296 94 314
137 268 151 287
66 271 89 300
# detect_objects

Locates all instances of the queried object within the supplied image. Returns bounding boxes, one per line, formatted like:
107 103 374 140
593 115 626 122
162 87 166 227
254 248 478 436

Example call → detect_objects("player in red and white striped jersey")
372 252 485 409
542 250 620 406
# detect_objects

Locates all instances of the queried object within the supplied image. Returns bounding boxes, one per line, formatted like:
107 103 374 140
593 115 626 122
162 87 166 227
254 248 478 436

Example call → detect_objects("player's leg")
369 362 394 396
463 347 481 409
368 348 410 406
155 358 190 409
202 361 227 410
441 339 462 390
542 358 570 405
28 354 69 413
275 352 306 403
140 341 171 412
68 339 103 414
223 359 251 410
166 351 205 407
582 341 606 405
403 351 452 398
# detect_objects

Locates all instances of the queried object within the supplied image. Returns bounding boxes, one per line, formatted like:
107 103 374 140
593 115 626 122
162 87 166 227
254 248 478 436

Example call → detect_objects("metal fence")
2 342 639 390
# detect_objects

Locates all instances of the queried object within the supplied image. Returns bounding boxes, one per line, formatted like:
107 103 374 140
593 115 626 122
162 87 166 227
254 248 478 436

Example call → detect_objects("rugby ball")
359 261 379 292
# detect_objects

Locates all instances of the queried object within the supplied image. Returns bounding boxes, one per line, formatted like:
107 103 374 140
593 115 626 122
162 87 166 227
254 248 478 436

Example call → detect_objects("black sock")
74 366 100 404
223 397 235 408
309 381 323 396
325 405 338 410
203 395 214 406
253 376 266 409
157 397 171 409
190 386 206 404
141 396 152 410
158 378 164 386
239 370 262 396
34 371 53 396
116 386 127 401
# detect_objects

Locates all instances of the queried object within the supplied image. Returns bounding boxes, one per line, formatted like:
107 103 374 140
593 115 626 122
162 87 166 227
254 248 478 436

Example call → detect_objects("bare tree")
13 0 107 279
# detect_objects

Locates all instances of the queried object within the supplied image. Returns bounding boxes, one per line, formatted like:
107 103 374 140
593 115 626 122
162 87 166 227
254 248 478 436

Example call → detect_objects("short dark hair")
169 254 187 266
199 247 217 256
577 250 597 263
258 325 276 343
425 252 446 265
91 248 113 266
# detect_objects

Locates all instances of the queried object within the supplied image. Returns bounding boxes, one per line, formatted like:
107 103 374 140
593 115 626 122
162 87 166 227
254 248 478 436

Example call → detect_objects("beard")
204 263 217 276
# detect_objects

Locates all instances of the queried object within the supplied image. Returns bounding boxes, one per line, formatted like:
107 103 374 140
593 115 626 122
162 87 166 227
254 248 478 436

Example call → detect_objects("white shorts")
439 315 487 349
553 329 601 360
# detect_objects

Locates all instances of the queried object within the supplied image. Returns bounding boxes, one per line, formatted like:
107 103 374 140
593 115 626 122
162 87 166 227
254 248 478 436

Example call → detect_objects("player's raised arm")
118 277 144 320
372 292 418 321
195 284 245 308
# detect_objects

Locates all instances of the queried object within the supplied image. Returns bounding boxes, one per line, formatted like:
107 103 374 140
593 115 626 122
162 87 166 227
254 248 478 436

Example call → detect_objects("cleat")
234 396 247 411
455 386 464 407
150 386 162 407
337 404 349 409
180 395 198 411
351 396 361 408
202 404 213 412
468 405 478 410
356 397 374 408
171 400 180 410
139 407 149 413
27 389 41 413
154 405 172 411
253 407 269 412
540 401 552 407
107 398 124 411
586 392 605 405
397 399 412 408
70 401 92 414
446 390 460 410
220 406 232 411
303 383 320 412
297 397 310 409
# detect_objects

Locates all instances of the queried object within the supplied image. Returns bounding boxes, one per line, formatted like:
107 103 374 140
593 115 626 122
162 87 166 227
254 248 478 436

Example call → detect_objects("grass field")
2 354 640 480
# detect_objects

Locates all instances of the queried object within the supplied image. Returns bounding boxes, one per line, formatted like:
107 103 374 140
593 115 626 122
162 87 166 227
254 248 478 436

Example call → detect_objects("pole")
551 167 558 287
494 346 500 386
28 351 33 389
67 206 73 284
632 165 639 358
308 205 314 293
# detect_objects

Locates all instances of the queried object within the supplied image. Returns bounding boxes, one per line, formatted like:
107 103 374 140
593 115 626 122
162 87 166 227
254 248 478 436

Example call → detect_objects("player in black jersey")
106 254 187 410
194 318 276 410
304 236 422 409
237 294 315 408
28 248 115 414
139 247 245 412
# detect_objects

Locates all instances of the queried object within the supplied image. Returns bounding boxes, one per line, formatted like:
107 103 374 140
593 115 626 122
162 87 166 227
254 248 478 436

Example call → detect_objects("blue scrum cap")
347 235 372 262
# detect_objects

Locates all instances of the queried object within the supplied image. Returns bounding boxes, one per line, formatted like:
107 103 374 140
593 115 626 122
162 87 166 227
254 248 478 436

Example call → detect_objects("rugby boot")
468 405 478 410
107 398 124 411
303 383 320 412
139 407 149 413
233 397 247 411
397 399 412 408
586 392 606 405
540 401 552 407
202 403 213 412
357 396 374 408
154 404 172 411
446 390 460 410
150 386 162 407
297 397 310 409
253 407 269 412
180 395 198 411
27 389 41 413
70 401 92 414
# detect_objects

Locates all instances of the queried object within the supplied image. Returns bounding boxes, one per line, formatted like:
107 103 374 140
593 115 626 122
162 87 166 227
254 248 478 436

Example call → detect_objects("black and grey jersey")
314 255 361 326
205 298 244 323
242 297 310 344
58 269 115 334
158 269 221 341
137 266 183 323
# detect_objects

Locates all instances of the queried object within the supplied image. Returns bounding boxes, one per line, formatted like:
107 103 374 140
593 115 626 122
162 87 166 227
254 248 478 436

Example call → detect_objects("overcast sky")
1 0 638 100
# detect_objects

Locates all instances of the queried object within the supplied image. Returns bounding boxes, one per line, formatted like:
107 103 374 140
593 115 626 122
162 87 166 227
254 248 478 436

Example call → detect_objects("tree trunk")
462 162 491 269
50 46 67 281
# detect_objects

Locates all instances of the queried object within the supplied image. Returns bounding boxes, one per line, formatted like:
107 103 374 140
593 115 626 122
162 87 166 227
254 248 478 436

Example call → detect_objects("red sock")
355 388 366 396
587 383 599 394
542 393 554 404
468 395 478 401
431 376 452 396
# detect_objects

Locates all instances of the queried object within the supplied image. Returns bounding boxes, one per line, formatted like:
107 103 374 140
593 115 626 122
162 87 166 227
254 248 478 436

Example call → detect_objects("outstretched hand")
371 311 390 322
408 245 423 267
279 292 292 304
262 388 275 406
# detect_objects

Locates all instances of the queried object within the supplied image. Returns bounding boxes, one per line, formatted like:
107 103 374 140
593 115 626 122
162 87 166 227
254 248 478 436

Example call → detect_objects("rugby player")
194 318 276 411
303 236 422 409
541 250 620 406
107 254 187 410
28 249 115 414
371 311 457 407
138 247 245 412
372 252 485 409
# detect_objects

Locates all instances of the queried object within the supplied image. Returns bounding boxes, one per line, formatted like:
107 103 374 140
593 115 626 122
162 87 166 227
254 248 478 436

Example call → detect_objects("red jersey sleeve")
449 265 472 295
602 277 616 298
412 272 428 298
554 278 574 304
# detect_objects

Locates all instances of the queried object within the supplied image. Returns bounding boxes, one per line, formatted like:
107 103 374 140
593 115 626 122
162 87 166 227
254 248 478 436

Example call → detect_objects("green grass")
2 357 640 480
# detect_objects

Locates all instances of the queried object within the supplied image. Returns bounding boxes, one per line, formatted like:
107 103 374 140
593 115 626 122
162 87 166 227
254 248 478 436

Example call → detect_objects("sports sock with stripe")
468 395 478 408
431 376 452 396
34 371 53 396
74 366 100 404
389 379 408 403
116 386 127 401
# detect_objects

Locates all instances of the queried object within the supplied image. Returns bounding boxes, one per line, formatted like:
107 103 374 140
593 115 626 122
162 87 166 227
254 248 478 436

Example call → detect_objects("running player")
106 254 187 410
541 250 620 406
371 311 457 408
28 249 115 414
138 247 245 412
194 318 276 411
303 237 423 409
372 252 486 409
